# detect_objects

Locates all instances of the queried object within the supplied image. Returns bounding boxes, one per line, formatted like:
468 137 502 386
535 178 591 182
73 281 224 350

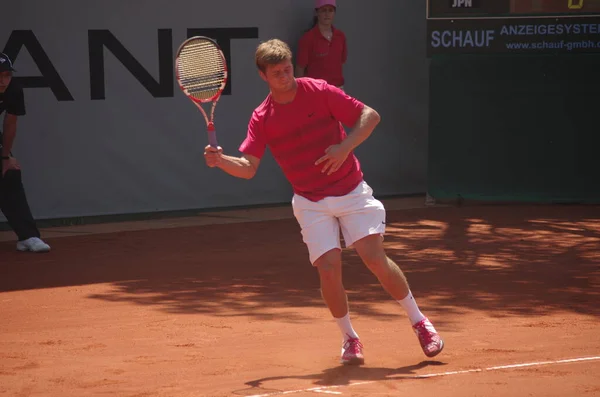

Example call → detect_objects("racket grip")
207 122 218 148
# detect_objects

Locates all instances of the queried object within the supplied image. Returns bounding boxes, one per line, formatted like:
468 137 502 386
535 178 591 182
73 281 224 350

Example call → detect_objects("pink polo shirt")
239 78 365 202
297 26 347 87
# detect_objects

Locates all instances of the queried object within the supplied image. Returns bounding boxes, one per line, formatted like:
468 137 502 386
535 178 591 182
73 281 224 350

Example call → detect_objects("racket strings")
177 40 226 101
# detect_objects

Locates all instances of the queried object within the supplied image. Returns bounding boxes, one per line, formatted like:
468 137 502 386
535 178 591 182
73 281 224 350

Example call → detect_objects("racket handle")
207 122 218 148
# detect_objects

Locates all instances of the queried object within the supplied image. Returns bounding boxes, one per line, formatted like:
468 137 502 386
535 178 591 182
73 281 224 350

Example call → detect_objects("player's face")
316 6 336 26
0 71 12 93
261 60 294 92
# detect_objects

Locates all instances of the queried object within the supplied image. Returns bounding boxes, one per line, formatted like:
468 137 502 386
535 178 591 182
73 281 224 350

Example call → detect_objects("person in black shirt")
0 52 50 252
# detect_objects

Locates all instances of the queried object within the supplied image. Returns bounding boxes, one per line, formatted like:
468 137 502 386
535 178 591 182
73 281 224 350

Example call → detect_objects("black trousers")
0 162 40 242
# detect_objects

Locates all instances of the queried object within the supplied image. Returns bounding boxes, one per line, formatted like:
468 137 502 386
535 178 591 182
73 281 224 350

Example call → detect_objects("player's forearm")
1 119 17 157
340 106 381 153
217 155 256 179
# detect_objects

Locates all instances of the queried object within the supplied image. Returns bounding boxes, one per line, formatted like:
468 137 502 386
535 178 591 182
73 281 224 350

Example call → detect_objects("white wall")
1 0 429 220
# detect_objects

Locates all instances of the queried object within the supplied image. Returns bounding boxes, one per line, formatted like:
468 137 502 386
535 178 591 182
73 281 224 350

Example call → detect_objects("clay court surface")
1 198 599 396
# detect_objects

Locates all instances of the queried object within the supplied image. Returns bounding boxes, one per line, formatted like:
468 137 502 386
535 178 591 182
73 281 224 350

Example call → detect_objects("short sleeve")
296 32 311 68
239 110 267 159
325 84 364 128
6 81 26 116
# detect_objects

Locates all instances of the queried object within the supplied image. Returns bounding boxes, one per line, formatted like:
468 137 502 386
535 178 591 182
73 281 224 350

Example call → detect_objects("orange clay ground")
1 198 599 397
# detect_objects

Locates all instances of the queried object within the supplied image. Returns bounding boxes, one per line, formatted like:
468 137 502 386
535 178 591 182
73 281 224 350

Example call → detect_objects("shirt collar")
312 25 339 40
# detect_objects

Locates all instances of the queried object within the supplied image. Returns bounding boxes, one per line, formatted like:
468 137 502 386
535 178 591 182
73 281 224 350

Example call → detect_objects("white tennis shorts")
291 180 386 264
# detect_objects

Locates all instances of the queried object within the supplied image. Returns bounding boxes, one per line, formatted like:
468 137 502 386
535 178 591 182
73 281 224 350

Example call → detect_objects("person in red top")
296 0 347 89
204 39 443 365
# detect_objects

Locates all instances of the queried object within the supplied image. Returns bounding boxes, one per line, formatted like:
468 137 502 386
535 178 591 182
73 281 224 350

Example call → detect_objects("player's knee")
362 251 389 274
353 234 388 273
356 242 388 273
314 249 342 283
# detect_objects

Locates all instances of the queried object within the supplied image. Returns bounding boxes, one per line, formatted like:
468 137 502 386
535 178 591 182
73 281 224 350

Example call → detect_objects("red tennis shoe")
412 318 444 358
341 336 364 365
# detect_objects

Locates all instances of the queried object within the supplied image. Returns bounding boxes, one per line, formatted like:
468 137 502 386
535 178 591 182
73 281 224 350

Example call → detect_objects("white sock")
334 313 360 341
398 291 426 325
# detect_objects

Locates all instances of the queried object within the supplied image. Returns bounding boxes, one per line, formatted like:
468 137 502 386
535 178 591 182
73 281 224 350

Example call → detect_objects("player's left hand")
315 144 350 175
2 156 20 177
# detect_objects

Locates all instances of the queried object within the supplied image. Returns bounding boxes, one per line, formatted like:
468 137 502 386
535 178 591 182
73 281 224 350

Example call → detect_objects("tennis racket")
175 36 228 148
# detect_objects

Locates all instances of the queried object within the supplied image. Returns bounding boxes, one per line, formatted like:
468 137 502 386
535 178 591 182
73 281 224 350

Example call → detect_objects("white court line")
246 356 600 397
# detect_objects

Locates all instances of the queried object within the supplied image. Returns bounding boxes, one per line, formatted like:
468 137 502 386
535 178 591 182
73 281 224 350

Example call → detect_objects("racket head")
175 36 228 104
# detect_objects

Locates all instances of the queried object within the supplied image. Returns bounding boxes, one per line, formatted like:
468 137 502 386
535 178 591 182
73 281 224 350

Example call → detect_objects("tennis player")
203 39 443 365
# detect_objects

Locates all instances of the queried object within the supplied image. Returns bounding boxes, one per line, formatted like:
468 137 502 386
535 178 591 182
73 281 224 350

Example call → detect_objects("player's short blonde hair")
255 39 292 73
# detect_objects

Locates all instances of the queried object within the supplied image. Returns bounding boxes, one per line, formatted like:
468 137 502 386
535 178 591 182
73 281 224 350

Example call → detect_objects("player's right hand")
204 145 223 168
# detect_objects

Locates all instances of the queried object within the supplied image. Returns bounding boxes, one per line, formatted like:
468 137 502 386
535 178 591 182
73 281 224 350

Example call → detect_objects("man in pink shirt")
204 39 443 365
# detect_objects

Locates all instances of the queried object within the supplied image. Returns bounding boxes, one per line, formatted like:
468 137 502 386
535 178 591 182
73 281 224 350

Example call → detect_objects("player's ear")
258 70 267 82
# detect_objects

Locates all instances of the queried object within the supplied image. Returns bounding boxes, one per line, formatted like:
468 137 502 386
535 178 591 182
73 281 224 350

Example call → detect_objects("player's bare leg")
314 248 364 365
314 249 347 318
352 234 444 357
351 235 412 300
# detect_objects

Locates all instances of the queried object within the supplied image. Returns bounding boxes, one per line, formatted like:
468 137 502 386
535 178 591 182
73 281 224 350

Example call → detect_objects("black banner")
427 16 600 55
